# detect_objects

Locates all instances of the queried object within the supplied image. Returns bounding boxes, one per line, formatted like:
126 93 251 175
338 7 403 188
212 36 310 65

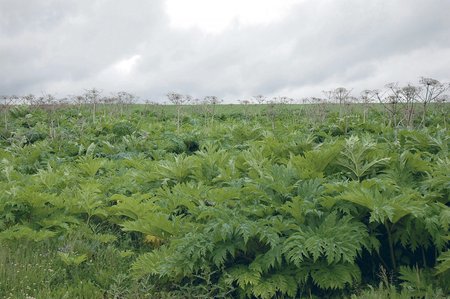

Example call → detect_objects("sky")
1 0 449 103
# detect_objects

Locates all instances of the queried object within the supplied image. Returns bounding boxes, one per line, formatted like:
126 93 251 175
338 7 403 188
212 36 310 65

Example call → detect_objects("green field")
0 102 449 298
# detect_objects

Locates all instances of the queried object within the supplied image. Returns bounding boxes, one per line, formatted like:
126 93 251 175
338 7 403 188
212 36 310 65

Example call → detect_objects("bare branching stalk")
253 95 266 119
333 87 352 118
267 97 280 130
239 99 252 119
116 91 136 117
0 95 15 130
397 84 419 128
310 97 328 123
23 94 37 111
417 77 449 127
436 94 449 128
204 96 222 127
167 92 191 132
344 96 357 133
374 84 402 130
84 88 102 124
360 90 375 124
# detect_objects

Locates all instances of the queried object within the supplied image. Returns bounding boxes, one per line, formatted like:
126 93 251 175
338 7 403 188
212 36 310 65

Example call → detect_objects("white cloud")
165 0 302 33
113 55 141 75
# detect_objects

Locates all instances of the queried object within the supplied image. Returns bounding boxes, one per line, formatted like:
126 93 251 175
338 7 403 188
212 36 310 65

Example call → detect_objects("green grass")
0 232 144 299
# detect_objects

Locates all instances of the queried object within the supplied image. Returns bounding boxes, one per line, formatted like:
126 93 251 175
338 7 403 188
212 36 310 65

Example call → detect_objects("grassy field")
0 102 449 298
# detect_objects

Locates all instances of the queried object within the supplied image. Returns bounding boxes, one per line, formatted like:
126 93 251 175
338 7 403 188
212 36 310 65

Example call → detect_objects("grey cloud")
1 0 449 101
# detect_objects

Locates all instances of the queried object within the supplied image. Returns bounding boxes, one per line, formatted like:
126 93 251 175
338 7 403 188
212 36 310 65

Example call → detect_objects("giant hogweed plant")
126 132 449 297
0 106 449 297
130 205 370 297
125 147 357 296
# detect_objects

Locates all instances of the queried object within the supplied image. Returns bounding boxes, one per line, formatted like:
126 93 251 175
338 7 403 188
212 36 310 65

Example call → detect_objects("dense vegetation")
0 88 449 298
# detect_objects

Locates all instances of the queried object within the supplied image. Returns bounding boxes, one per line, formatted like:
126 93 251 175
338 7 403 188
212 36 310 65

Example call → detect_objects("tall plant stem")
385 222 396 271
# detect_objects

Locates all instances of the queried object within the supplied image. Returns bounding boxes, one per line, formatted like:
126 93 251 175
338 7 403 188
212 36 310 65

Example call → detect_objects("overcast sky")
1 0 449 102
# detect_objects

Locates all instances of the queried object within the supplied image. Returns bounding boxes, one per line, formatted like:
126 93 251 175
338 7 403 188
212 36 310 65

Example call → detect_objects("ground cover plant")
0 83 449 298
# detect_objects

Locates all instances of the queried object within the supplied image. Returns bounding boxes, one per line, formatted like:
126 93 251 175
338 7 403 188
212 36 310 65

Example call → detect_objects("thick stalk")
422 102 427 127
421 247 427 267
177 106 181 132
4 111 7 130
385 222 396 271
92 102 96 124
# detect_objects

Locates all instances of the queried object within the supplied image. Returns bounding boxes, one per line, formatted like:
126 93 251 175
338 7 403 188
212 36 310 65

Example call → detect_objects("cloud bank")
1 0 449 102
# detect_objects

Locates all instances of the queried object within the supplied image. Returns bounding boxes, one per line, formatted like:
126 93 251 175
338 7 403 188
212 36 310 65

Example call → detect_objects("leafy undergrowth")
0 104 449 298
